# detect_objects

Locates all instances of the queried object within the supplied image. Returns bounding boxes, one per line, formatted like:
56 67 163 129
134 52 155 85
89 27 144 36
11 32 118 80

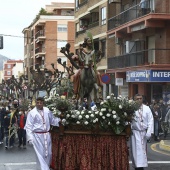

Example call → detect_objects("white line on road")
0 162 36 166
1 161 170 166
129 161 170 164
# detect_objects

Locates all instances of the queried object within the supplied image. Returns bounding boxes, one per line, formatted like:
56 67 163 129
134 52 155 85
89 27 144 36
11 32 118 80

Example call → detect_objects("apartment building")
3 60 23 81
22 2 75 80
12 62 24 79
107 0 170 103
75 0 108 98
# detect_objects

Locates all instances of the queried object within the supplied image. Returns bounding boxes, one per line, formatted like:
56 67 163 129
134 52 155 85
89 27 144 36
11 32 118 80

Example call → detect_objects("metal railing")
107 49 170 69
35 30 45 39
35 47 45 54
108 0 169 30
76 29 86 37
31 36 34 43
76 21 99 37
88 21 99 29
78 0 88 8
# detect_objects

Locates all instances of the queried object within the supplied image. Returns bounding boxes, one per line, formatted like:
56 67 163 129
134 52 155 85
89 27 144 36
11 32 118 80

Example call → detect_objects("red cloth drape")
51 131 129 170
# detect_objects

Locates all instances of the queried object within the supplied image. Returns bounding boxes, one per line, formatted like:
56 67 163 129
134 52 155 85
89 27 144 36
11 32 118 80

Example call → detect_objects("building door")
151 84 162 101
133 84 138 97
146 84 151 104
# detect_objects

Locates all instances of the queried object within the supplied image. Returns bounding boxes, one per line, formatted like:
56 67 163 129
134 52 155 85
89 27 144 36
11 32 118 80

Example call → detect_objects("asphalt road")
129 134 170 170
0 141 36 170
0 135 170 170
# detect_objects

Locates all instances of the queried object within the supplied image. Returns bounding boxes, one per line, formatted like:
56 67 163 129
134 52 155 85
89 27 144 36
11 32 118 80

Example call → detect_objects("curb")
159 140 170 152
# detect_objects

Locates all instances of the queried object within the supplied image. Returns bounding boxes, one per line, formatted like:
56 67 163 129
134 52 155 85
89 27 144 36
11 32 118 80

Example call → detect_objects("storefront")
126 70 170 104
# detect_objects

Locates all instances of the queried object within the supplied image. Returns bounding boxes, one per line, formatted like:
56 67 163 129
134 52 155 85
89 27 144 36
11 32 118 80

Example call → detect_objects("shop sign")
126 70 150 82
115 78 123 86
150 70 170 82
126 70 170 82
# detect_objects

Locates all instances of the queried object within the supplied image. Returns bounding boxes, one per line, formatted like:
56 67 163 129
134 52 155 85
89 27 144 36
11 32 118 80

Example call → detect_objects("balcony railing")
31 36 34 43
88 21 99 29
108 0 165 30
78 0 88 8
76 29 86 37
35 30 45 39
107 49 170 69
35 47 45 54
76 21 99 37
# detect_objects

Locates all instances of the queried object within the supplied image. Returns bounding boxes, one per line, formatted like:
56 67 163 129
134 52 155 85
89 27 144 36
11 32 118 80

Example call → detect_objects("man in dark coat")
0 104 6 144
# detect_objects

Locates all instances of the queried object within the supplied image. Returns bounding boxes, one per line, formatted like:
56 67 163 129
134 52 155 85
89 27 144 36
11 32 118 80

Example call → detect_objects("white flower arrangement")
45 93 140 134
44 94 74 115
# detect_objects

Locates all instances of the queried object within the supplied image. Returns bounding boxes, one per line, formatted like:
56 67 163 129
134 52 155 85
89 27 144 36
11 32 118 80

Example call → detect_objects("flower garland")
45 93 140 134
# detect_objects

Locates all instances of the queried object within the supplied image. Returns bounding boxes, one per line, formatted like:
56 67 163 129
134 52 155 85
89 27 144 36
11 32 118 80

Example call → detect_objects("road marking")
129 161 170 164
0 162 36 166
1 161 170 166
151 143 170 156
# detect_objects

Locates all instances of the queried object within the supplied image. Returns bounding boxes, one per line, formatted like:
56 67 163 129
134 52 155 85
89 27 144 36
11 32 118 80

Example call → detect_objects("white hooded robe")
130 104 153 168
25 107 60 170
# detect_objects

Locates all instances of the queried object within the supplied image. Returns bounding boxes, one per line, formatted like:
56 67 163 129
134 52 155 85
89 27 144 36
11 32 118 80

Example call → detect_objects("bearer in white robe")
130 94 153 170
24 97 60 170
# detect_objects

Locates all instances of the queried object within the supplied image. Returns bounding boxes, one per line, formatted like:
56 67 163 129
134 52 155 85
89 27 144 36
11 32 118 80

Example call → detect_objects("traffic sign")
23 86 27 90
101 74 111 84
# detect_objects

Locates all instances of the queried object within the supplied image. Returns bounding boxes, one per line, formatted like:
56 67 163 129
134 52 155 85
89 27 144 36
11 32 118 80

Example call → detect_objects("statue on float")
60 31 103 108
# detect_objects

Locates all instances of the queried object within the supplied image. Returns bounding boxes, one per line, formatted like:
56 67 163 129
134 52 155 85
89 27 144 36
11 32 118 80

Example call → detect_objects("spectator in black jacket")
4 108 18 149
4 110 11 149
0 104 6 144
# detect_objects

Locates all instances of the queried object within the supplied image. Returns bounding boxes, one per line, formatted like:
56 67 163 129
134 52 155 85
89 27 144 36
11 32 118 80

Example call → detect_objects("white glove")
145 133 151 140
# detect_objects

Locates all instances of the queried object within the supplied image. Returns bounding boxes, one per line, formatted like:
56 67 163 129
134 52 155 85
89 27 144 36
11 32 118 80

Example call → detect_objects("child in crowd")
18 110 27 149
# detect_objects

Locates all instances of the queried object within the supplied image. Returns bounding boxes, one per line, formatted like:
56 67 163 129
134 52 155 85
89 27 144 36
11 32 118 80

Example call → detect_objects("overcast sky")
0 0 74 60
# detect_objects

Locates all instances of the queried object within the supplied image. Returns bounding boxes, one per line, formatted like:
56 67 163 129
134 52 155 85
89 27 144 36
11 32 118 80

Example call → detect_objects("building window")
7 71 11 75
57 25 67 32
7 64 11 68
101 7 106 25
57 41 67 48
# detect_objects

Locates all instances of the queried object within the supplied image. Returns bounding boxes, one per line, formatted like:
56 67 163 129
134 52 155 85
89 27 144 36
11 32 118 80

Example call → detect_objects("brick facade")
107 0 170 101
23 2 75 79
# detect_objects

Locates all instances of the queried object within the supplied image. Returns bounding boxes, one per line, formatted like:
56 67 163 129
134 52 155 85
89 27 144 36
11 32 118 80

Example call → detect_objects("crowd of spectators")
0 96 30 149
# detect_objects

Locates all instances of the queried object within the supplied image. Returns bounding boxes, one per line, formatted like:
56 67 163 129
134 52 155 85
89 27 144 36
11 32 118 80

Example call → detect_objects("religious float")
45 32 140 170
